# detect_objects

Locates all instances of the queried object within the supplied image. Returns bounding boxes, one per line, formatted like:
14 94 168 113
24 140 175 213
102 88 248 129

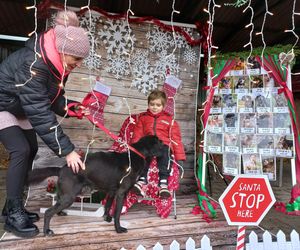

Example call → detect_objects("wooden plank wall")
43 13 201 190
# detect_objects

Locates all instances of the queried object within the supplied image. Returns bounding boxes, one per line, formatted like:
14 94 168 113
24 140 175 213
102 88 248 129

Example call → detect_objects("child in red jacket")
131 90 186 198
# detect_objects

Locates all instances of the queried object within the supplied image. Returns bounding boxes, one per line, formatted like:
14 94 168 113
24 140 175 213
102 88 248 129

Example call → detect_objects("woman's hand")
66 150 86 173
76 105 90 116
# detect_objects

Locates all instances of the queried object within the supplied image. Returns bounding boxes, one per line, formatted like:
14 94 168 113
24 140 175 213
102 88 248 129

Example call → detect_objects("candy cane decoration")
236 226 246 250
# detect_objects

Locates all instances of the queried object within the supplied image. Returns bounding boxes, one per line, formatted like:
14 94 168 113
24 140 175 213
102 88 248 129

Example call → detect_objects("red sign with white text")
219 175 276 226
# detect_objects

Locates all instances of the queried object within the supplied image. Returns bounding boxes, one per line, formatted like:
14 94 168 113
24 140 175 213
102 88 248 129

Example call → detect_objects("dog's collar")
128 145 146 159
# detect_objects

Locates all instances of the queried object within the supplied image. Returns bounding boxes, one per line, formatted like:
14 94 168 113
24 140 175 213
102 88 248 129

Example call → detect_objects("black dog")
28 135 164 235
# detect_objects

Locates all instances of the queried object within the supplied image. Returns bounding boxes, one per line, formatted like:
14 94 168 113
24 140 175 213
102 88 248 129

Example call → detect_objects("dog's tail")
28 167 61 185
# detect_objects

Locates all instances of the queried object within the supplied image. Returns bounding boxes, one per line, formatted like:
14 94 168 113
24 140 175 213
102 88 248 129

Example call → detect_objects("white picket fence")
120 230 300 250
246 230 300 250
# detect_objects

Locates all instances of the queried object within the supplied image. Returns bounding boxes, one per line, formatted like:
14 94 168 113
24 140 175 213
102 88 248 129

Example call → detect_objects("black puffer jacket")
0 33 75 157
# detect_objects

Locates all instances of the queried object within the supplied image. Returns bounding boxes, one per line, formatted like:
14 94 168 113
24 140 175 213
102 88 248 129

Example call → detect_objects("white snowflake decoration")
155 50 179 78
84 50 102 70
98 19 135 54
174 27 194 49
131 49 159 95
183 47 198 65
79 15 100 35
146 26 174 53
79 15 102 49
131 49 149 74
106 53 130 79
132 64 159 95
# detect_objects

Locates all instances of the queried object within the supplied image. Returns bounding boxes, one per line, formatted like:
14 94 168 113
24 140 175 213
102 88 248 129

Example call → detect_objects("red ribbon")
256 56 300 184
202 60 236 128
37 0 207 49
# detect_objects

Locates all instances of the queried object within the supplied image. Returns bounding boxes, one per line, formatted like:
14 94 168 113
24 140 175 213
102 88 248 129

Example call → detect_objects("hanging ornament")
163 75 182 115
279 52 295 65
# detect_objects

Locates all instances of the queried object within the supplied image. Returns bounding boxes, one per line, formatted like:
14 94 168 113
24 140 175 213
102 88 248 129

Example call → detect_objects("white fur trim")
165 75 182 89
94 81 112 96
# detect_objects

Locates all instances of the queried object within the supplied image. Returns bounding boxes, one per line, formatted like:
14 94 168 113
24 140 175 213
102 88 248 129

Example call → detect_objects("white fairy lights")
79 0 102 161
197 1 224 185
205 0 220 81
50 1 75 156
243 0 254 65
256 0 273 65
167 0 180 58
125 0 135 75
286 0 299 75
16 0 38 87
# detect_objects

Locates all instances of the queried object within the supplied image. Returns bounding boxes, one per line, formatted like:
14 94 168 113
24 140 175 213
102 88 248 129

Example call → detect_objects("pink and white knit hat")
54 25 90 58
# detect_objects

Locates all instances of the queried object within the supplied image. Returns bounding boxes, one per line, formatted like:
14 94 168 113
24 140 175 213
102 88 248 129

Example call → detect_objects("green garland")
224 0 249 8
212 44 300 68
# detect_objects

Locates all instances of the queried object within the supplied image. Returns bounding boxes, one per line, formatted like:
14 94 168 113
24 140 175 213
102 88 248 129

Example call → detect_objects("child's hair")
148 90 167 106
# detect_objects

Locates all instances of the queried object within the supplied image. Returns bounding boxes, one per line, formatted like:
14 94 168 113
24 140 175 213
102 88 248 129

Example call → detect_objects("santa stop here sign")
219 175 276 226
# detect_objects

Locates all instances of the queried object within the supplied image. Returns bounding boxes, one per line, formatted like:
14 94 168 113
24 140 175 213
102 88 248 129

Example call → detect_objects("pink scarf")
40 29 70 80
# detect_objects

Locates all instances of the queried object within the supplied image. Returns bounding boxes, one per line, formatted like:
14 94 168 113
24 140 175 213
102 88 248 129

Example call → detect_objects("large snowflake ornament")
106 53 130 79
155 50 179 78
146 26 174 53
84 50 102 70
131 64 159 95
98 19 136 54
183 47 198 65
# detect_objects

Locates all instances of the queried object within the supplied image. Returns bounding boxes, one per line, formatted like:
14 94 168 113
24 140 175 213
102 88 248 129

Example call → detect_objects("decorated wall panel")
45 10 201 173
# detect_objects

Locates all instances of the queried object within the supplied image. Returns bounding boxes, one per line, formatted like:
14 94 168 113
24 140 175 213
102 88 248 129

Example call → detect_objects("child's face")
148 98 164 114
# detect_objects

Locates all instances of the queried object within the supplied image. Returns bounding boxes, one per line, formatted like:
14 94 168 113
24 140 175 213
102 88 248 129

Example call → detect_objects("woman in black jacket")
0 10 90 238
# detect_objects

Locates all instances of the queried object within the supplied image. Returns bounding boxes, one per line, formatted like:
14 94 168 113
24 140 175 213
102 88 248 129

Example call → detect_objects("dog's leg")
44 196 75 236
114 191 127 233
103 194 114 223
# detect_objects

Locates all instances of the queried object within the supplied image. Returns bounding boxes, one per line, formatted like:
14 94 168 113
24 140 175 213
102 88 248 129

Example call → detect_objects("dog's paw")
44 229 54 236
103 215 112 222
57 211 67 216
116 226 128 233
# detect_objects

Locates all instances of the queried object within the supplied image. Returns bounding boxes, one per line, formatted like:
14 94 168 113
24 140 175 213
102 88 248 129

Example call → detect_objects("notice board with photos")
204 56 294 181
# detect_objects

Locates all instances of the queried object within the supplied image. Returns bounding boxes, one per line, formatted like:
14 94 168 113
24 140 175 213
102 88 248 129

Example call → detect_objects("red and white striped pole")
236 226 246 250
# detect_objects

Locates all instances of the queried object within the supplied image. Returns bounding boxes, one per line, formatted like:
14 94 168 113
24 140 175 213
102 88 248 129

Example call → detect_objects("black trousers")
141 144 171 181
0 126 38 199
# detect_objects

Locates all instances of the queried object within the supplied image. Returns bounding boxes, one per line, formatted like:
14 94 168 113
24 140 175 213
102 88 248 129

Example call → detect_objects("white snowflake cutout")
131 65 159 95
146 26 174 53
106 52 130 79
131 49 149 71
79 14 100 35
83 50 102 70
155 50 179 79
78 15 102 55
183 47 198 65
174 27 194 49
98 19 135 54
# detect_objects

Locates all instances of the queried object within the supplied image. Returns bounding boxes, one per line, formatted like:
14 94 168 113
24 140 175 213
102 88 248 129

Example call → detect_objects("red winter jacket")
132 110 186 161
